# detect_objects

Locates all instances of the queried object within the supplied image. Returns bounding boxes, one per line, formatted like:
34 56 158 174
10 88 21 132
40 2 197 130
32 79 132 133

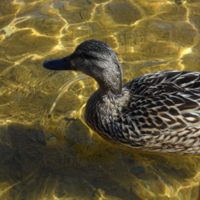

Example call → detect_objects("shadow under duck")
43 40 200 155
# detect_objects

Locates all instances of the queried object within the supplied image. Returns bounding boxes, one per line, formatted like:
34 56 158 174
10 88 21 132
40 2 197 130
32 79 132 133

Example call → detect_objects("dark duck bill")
43 54 77 71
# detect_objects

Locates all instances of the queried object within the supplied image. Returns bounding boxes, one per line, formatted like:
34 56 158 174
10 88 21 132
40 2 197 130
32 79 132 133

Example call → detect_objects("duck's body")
43 40 200 155
85 70 200 155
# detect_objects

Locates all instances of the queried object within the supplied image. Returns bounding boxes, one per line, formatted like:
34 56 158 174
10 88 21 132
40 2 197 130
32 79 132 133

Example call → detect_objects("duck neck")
98 82 122 95
97 64 123 95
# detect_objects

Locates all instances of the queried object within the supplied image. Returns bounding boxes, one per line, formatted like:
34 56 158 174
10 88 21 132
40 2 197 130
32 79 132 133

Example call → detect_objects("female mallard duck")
43 40 200 155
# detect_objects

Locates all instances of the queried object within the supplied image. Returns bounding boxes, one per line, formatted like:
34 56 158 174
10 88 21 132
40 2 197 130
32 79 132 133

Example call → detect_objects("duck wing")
121 70 200 153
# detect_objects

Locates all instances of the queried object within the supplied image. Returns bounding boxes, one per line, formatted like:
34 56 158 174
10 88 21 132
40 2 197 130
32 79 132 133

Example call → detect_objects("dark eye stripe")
79 52 97 59
70 53 77 60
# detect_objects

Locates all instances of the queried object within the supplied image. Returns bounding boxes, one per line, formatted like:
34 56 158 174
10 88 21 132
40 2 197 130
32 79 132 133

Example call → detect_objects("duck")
43 39 200 155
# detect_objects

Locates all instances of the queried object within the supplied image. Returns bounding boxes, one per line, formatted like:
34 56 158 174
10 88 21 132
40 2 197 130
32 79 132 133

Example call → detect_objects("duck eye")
80 53 85 58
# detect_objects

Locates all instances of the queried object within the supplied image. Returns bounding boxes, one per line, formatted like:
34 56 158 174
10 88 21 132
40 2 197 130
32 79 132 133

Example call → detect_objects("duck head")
43 40 123 95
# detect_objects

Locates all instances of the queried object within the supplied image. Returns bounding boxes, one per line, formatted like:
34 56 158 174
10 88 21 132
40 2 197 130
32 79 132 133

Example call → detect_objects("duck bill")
43 54 75 70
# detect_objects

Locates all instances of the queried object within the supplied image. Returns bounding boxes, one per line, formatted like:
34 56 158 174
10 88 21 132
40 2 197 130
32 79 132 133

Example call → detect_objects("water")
0 0 200 199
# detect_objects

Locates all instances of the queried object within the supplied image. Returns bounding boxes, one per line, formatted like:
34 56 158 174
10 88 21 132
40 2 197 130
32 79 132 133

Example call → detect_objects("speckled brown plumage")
43 40 200 155
85 70 200 155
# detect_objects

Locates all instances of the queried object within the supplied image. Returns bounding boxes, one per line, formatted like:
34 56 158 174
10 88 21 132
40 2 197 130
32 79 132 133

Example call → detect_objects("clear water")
0 0 200 199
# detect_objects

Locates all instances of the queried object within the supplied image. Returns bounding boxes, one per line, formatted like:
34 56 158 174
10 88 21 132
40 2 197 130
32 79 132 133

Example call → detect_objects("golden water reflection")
0 0 200 199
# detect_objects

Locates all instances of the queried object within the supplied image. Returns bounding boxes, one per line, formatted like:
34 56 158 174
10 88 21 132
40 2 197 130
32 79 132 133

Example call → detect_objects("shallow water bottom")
0 122 199 200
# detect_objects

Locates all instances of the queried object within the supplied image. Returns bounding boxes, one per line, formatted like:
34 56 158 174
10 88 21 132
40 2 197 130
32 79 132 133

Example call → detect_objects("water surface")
0 0 200 199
